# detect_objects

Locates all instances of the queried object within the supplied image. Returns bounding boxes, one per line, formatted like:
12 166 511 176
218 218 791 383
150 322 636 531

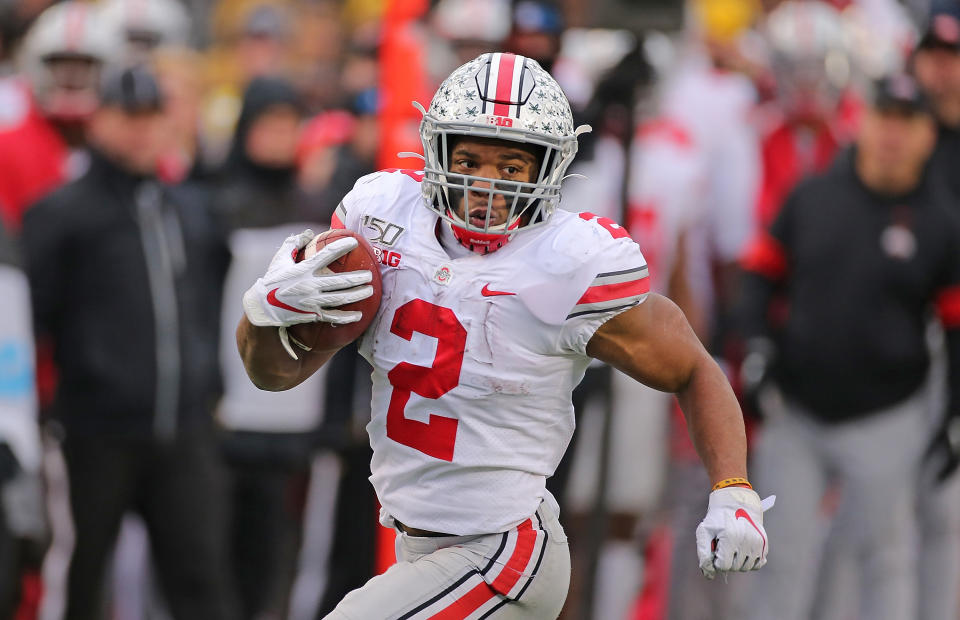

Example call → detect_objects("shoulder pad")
515 211 649 324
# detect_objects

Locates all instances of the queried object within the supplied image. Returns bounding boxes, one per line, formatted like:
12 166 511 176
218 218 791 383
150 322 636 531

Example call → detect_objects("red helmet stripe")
65 4 87 51
493 53 517 117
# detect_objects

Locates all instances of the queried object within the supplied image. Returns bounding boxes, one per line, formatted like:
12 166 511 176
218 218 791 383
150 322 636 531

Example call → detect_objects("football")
288 229 382 351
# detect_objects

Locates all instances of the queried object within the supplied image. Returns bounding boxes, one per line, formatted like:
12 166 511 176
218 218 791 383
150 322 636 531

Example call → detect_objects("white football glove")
696 487 776 580
242 229 373 328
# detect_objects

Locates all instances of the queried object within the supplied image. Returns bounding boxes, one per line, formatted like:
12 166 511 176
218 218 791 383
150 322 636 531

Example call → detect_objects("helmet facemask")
40 53 103 121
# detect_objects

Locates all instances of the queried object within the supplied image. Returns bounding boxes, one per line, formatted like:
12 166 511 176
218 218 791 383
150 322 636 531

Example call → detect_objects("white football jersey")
334 169 649 535
627 117 709 295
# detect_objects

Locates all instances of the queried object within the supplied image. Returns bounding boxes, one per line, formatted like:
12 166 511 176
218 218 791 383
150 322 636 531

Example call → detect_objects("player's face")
447 137 539 228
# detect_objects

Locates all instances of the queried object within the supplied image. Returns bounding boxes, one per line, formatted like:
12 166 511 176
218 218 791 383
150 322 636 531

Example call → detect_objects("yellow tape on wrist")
712 477 752 491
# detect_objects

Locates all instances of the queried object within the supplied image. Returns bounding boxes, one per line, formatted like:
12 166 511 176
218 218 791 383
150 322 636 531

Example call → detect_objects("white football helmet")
100 0 192 59
764 0 851 119
418 52 589 254
18 2 122 120
841 1 916 81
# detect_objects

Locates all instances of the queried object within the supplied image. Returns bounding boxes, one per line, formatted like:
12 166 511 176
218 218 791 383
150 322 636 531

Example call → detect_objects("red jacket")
0 79 68 232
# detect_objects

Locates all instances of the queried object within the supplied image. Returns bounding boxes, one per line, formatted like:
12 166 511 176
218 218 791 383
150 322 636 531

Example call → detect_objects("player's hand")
242 229 373 327
923 415 960 484
696 487 775 580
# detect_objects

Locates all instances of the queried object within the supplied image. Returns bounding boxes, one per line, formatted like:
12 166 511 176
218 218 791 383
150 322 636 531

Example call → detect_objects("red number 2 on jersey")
386 299 466 461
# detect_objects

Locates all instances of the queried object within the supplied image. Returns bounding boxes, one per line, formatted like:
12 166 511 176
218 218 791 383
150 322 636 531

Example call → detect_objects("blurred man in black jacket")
910 6 960 618
21 66 234 620
738 74 960 620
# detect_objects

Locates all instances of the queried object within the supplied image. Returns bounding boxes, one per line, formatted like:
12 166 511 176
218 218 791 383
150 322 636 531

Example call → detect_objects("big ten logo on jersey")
373 246 403 268
479 115 513 128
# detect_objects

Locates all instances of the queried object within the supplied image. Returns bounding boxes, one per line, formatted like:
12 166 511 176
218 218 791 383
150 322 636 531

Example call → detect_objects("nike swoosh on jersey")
481 284 516 297
267 288 313 314
735 508 766 556
480 282 516 297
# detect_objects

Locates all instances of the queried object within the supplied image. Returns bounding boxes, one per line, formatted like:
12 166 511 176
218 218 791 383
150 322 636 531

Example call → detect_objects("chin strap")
445 210 521 255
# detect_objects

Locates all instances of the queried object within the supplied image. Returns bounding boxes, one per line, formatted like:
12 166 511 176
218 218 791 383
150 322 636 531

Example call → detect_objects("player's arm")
236 318 339 391
236 230 372 392
587 294 773 579
586 293 746 485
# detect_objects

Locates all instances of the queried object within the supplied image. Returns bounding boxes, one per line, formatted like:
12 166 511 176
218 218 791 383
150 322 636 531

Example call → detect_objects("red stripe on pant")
427 582 498 620
428 518 537 618
491 519 536 595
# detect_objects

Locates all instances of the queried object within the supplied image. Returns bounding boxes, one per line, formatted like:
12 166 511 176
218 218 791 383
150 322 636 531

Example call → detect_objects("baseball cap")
513 1 564 35
99 64 165 113
919 1 960 51
871 73 930 115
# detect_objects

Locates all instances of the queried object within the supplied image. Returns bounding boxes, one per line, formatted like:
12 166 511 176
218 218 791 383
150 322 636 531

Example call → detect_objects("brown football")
288 229 382 351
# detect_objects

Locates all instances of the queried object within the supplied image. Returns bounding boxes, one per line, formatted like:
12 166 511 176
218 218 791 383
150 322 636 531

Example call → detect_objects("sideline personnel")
21 66 234 620
739 73 960 620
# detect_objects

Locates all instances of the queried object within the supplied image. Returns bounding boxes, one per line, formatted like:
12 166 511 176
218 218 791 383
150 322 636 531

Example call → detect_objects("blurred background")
0 0 958 619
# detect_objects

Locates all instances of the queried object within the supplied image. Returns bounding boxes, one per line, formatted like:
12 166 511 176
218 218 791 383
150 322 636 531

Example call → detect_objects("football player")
238 53 773 618
0 1 120 230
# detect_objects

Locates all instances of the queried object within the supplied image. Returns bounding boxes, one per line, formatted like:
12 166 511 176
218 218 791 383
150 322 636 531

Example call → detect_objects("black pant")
60 432 236 620
227 461 307 619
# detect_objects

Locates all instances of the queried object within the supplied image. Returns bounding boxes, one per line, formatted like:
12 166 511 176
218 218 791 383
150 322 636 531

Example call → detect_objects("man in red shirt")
754 0 859 229
0 2 119 231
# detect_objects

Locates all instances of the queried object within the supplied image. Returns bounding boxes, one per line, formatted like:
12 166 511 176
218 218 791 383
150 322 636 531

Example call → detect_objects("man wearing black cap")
909 6 960 619
736 74 960 620
20 65 234 619
914 0 960 201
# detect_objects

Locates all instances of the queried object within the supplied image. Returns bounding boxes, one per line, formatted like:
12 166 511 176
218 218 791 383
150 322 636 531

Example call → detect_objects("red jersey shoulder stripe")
330 201 347 230
567 265 650 319
577 276 651 305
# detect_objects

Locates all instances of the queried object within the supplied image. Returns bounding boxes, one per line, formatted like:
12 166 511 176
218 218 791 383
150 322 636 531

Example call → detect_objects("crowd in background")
1 0 960 619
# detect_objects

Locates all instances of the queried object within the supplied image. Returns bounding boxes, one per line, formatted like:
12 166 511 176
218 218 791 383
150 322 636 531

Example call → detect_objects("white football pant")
324 500 570 619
